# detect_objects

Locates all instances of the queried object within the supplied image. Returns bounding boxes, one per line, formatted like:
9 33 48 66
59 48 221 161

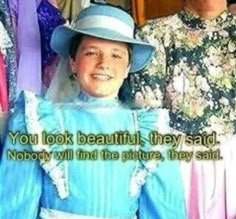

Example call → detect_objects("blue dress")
0 91 186 219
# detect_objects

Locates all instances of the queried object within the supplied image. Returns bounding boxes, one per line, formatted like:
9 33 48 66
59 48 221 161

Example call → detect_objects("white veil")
45 0 107 102
45 58 80 102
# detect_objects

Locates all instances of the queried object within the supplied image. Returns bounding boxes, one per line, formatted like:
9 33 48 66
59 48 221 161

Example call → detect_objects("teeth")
92 74 111 80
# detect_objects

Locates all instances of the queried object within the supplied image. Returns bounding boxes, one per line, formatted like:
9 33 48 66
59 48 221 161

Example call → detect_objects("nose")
97 54 110 70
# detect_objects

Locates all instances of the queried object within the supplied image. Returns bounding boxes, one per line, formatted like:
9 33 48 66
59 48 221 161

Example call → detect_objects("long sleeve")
0 97 42 219
138 151 187 219
137 109 187 219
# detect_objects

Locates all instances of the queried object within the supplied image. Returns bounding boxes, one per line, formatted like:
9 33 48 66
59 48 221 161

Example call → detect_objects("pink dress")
0 52 8 112
179 135 236 219
0 21 12 112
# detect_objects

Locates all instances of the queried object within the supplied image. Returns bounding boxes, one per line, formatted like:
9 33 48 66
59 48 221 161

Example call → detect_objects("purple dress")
9 0 42 95
8 0 65 95
37 0 65 69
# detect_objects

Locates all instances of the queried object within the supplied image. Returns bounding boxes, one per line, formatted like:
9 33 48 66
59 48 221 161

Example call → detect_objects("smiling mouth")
91 73 112 81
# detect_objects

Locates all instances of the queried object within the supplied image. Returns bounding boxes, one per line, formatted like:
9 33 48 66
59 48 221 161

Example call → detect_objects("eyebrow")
112 48 128 55
80 45 128 54
80 45 98 51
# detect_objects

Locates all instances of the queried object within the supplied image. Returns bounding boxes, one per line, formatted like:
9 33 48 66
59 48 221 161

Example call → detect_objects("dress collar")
76 91 121 108
178 8 234 31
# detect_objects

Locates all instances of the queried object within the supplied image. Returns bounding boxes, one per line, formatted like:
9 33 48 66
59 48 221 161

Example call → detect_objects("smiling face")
70 36 130 99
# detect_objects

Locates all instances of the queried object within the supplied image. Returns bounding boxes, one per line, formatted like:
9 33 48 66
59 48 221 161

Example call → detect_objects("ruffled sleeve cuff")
138 107 170 162
129 108 170 197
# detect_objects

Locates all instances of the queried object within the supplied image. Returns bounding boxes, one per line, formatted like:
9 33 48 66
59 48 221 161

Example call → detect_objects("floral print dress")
124 9 236 219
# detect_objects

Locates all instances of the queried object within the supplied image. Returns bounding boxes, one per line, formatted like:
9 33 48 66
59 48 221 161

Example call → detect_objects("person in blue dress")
0 4 186 219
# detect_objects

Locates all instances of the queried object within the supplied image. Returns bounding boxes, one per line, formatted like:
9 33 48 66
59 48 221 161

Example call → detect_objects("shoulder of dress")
138 12 182 39
144 13 180 27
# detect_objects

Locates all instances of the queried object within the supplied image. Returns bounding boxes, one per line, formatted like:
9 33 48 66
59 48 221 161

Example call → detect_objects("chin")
91 91 108 97
93 91 116 99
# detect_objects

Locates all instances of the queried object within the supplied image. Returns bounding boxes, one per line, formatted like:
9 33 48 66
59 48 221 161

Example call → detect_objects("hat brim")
51 25 155 72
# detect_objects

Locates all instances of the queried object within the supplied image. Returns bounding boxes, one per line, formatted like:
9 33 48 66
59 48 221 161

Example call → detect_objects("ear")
69 57 77 73
124 65 131 79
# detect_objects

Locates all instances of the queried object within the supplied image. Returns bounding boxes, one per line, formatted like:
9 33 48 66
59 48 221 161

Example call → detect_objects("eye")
84 50 98 57
112 53 122 59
